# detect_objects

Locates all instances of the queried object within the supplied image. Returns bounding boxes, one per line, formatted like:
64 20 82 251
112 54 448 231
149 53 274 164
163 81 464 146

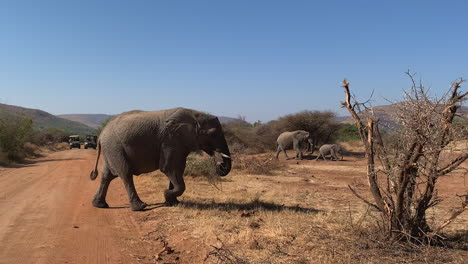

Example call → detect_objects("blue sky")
1 0 467 122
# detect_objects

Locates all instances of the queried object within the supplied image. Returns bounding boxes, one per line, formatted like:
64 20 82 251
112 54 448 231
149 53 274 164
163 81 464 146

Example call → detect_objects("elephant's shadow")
145 199 321 214
300 153 317 160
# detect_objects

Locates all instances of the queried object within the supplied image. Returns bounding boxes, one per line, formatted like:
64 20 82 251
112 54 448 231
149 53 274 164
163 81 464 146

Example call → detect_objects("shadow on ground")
4 158 85 168
178 199 322 214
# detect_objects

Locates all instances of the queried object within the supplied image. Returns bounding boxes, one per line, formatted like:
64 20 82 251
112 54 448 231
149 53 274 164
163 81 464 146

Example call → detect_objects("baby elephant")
275 130 312 160
315 144 343 161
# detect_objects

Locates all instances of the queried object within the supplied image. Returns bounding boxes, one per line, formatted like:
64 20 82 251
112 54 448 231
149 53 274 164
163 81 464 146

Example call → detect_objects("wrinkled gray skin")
275 130 313 160
315 144 343 161
90 108 232 211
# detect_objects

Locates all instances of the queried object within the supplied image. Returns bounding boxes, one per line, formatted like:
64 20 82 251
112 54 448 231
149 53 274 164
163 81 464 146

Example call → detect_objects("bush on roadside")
0 115 33 162
29 128 71 146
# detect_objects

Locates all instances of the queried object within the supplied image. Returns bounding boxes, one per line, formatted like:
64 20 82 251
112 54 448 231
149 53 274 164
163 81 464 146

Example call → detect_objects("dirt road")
0 149 144 264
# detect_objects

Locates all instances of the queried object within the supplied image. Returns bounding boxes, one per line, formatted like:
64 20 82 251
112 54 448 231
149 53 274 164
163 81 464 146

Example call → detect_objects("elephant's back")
101 109 180 139
277 131 295 149
319 144 334 151
277 131 294 141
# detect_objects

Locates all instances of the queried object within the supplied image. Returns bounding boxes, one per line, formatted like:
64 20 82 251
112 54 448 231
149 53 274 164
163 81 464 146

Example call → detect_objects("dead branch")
342 79 368 145
348 185 381 212
429 194 468 237
437 153 468 176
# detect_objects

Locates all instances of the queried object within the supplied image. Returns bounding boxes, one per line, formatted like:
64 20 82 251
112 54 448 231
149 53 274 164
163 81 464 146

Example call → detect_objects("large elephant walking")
90 108 232 211
275 130 312 160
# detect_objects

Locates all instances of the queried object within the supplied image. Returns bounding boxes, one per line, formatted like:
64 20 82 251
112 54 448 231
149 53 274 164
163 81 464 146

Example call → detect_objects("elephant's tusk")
220 153 231 159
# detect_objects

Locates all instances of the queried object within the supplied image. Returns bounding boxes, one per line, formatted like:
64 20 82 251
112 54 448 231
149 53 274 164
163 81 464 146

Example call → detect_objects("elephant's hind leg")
92 165 117 208
315 151 324 161
121 174 147 211
275 146 281 159
280 147 291 160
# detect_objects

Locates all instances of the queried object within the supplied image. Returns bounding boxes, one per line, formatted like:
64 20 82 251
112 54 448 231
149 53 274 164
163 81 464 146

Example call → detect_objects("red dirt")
0 150 149 264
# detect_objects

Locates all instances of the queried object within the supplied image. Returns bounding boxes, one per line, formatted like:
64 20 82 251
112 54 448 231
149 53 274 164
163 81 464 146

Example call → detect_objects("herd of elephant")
275 130 343 161
89 108 343 211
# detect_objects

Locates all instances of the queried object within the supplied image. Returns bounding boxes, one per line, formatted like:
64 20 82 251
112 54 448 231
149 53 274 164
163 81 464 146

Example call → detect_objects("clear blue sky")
1 0 467 122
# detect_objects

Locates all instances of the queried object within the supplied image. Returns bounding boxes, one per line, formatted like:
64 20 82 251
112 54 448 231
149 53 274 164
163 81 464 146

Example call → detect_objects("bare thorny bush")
342 73 468 242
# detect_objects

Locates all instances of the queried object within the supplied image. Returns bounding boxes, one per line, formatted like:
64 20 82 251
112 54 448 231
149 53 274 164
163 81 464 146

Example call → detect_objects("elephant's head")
166 108 232 176
297 130 315 152
195 114 232 176
335 145 344 160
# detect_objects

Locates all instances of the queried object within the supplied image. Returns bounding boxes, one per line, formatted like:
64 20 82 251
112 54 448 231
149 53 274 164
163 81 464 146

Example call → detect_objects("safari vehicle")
68 135 81 149
84 135 97 149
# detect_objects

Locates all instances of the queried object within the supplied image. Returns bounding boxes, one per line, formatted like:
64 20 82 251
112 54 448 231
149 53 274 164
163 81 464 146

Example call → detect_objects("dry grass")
232 154 282 175
184 153 217 178
337 140 364 153
131 153 468 264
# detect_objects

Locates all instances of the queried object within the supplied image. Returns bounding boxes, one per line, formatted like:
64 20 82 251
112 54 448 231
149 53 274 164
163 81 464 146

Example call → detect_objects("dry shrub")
343 75 468 241
205 240 249 264
338 140 365 153
54 142 70 150
0 150 9 166
23 142 39 157
233 155 282 175
30 128 70 146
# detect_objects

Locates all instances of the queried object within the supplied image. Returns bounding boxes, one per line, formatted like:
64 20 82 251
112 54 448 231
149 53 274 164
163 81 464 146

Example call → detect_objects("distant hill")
218 116 251 125
58 113 249 127
0 103 96 135
340 103 468 128
57 114 114 129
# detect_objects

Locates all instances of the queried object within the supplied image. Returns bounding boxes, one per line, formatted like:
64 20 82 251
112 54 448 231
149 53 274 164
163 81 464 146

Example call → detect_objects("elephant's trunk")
216 146 231 177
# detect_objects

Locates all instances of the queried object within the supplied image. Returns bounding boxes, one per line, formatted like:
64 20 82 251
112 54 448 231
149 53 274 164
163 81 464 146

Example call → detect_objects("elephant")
89 107 232 211
315 144 343 161
275 130 313 160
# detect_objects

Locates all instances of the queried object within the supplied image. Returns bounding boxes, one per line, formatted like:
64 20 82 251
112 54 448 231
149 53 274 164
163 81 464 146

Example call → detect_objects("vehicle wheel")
84 146 87 149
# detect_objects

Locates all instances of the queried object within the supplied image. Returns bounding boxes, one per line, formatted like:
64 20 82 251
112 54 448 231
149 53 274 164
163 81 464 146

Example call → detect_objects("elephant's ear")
165 108 197 137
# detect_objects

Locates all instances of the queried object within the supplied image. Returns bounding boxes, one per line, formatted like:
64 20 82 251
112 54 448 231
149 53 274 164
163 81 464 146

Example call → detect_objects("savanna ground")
0 144 466 264
132 144 468 264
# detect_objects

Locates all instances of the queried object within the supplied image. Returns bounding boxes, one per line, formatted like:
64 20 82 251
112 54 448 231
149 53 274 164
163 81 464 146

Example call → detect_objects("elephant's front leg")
164 170 185 206
293 140 302 160
160 148 187 206
331 149 338 161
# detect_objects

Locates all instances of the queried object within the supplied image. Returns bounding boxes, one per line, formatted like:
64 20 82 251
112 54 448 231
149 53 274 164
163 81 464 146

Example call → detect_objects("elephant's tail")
90 140 101 181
